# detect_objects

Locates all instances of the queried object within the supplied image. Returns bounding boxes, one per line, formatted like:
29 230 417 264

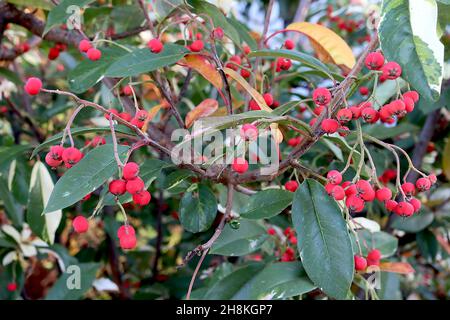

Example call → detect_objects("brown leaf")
185 99 219 128
379 262 415 274
183 54 223 90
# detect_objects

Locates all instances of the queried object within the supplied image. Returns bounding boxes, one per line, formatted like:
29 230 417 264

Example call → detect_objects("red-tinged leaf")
435 233 450 254
185 99 219 128
184 54 223 90
379 262 415 274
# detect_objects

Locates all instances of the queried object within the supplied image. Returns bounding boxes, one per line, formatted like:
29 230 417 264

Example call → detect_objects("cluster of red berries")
248 92 279 110
325 5 364 34
48 42 67 60
325 170 436 216
45 145 84 169
268 227 297 262
78 39 102 61
354 249 381 272
109 162 151 206
105 108 149 129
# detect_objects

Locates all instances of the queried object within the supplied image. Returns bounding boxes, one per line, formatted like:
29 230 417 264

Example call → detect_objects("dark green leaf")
44 144 129 213
68 47 128 93
0 145 32 170
43 0 95 35
105 44 189 77
0 67 22 85
45 263 100 300
417 229 439 262
241 189 293 219
210 220 268 256
292 179 353 300
391 210 434 233
0 177 23 226
379 0 444 101
351 229 398 258
179 184 217 233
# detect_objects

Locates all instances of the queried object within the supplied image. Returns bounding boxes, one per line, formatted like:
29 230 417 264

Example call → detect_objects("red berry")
6 282 17 292
313 105 325 116
349 106 362 119
403 97 415 113
123 162 140 180
346 195 365 212
73 216 89 233
147 38 164 53
367 249 381 266
248 99 261 110
45 152 62 167
267 228 276 236
82 193 91 201
428 174 437 184
365 52 384 70
135 110 148 122
409 198 421 213
62 147 83 168
339 125 350 137
232 158 248 174
212 27 224 39
327 170 342 184
263 93 274 106
287 137 301 147
385 199 398 212
122 85 133 96
331 185 345 200
126 177 145 194
78 39 92 53
285 180 299 192
337 108 353 123
284 39 295 50
243 46 251 55
109 179 127 196
401 182 415 195
416 177 431 192
87 48 101 61
131 118 144 128
359 86 369 96
120 233 137 250
105 108 120 120
395 201 414 217
117 225 135 239
354 255 367 271
119 112 132 122
312 87 332 106
240 68 251 78
375 187 392 202
356 180 375 201
240 124 258 141
133 190 151 206
403 90 419 103
190 40 204 52
24 77 42 95
345 184 358 197
321 118 339 134
230 55 242 65
48 47 60 60
382 61 401 80
361 107 379 124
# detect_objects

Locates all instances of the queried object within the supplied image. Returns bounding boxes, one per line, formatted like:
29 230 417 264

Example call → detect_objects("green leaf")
210 220 268 256
0 145 32 170
179 184 217 233
31 126 133 158
162 169 195 193
109 5 145 33
204 263 264 300
291 179 353 300
390 210 434 233
7 0 54 11
187 0 240 45
228 17 258 50
0 67 22 85
417 229 439 262
379 0 444 101
68 47 128 93
153 0 183 21
0 177 23 226
247 261 316 299
105 43 189 77
241 189 293 219
363 122 419 140
45 263 100 300
43 0 95 35
248 49 335 80
103 159 171 205
44 144 129 213
27 162 62 244
204 261 315 300
351 229 398 258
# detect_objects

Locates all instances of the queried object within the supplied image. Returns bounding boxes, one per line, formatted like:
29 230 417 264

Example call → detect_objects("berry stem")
109 114 124 168
60 104 84 147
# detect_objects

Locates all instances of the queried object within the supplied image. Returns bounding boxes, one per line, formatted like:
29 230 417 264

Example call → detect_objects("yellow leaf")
285 22 355 72
185 99 219 128
183 54 223 90
379 262 415 274
443 138 450 180
141 104 163 132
